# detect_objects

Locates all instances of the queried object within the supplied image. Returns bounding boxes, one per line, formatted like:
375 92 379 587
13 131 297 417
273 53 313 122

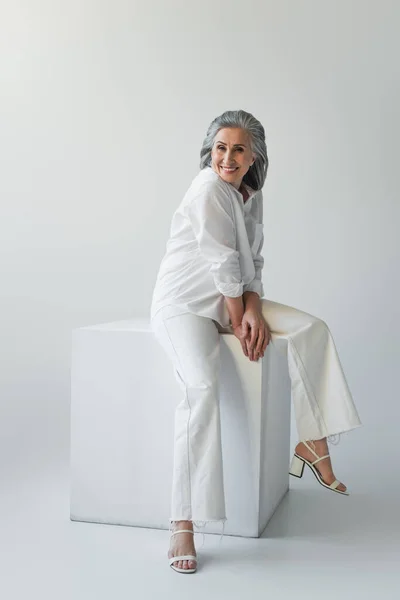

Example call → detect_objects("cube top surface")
73 317 234 336
75 318 151 333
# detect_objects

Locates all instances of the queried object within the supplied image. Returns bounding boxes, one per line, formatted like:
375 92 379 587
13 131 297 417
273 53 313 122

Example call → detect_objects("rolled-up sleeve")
243 192 264 298
243 252 264 297
188 183 244 297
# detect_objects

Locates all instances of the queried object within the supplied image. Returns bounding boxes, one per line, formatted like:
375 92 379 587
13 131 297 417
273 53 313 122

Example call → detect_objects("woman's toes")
188 560 196 569
182 560 188 569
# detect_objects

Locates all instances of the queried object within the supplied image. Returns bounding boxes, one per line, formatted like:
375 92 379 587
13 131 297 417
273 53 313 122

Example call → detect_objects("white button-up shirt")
150 166 264 328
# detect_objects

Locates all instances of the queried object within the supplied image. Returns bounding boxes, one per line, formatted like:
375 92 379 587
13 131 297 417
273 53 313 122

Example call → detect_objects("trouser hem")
169 517 227 526
301 422 363 446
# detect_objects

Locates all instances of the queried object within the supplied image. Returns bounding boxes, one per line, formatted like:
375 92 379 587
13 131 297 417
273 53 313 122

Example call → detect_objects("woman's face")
210 127 256 190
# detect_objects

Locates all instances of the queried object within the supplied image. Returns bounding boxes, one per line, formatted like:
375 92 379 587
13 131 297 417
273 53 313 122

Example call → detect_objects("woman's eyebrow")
216 141 247 147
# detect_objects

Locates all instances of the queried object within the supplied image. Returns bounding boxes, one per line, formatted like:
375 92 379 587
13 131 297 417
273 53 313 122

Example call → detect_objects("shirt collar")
205 166 258 208
229 180 258 213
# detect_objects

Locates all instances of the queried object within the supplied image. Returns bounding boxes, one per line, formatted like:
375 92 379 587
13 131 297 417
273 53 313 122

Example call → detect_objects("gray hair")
199 109 268 190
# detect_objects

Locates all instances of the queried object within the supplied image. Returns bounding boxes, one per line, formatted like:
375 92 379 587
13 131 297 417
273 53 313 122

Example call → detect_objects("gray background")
1 1 398 597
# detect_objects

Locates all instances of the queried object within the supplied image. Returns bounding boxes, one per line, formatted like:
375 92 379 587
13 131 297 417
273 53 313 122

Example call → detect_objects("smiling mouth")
221 166 239 172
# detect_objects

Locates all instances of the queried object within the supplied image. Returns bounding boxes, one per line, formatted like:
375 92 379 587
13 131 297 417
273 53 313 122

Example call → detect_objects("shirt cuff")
216 281 244 297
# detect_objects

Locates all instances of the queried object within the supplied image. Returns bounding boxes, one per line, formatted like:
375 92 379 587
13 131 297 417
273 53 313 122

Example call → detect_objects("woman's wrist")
243 291 261 312
224 295 245 328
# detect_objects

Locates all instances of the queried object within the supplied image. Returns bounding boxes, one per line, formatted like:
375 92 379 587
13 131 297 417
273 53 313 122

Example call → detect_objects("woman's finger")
255 327 265 354
261 320 271 350
248 333 260 360
245 338 253 360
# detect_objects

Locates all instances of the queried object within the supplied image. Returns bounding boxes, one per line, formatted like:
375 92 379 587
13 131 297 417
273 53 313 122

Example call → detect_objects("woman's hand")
241 308 271 361
232 323 251 358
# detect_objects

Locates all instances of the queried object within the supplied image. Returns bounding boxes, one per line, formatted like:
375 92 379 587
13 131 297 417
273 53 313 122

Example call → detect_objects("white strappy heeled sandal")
168 529 198 574
289 440 349 495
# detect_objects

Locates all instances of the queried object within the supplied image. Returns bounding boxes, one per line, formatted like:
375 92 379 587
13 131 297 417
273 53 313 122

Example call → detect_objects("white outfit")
151 165 264 328
150 166 363 535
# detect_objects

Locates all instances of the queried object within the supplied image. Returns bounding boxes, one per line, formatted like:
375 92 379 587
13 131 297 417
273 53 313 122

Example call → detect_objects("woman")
150 109 362 574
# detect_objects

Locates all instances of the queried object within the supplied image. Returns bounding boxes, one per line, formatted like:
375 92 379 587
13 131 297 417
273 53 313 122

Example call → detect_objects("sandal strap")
302 442 330 465
329 479 341 489
169 554 197 565
303 440 318 459
312 454 330 465
170 529 194 537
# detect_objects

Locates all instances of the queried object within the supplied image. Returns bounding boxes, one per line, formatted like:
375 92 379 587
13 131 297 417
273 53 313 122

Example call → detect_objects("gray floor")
2 431 399 600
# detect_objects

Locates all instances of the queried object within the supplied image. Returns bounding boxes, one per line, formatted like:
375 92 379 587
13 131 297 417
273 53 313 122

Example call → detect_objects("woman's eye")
217 146 243 152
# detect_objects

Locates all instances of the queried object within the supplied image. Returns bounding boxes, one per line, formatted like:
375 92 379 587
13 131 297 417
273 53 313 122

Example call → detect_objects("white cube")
70 318 291 537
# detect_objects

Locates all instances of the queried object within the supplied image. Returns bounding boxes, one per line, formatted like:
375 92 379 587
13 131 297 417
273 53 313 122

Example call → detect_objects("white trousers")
151 299 362 531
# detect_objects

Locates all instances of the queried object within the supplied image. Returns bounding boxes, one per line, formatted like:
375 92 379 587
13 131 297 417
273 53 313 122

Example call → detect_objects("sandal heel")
289 453 305 478
289 441 350 495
